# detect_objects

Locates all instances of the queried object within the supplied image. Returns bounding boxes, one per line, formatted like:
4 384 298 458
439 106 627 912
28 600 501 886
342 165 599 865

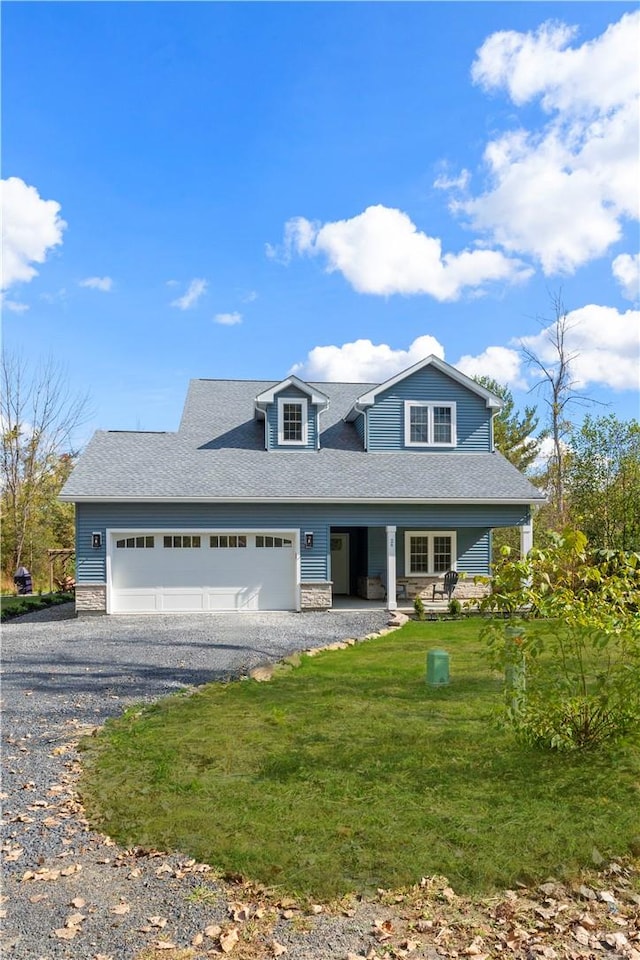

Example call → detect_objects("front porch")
326 519 533 612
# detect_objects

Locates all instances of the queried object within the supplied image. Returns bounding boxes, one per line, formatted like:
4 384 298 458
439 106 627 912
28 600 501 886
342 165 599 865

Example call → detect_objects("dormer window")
404 401 456 447
278 397 308 445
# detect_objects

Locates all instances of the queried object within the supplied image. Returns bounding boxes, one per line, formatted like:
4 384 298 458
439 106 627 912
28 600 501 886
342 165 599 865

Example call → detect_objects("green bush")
448 597 462 616
0 591 74 622
413 595 425 620
478 532 640 750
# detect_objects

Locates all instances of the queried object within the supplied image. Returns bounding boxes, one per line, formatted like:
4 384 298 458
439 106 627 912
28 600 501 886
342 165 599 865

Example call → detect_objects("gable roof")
345 355 503 421
61 378 544 504
254 375 330 409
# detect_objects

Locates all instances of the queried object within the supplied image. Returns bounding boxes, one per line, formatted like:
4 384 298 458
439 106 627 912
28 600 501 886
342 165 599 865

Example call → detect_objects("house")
60 355 545 615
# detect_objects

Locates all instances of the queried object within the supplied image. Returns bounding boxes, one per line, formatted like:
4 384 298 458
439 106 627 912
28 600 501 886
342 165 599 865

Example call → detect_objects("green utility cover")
426 648 450 685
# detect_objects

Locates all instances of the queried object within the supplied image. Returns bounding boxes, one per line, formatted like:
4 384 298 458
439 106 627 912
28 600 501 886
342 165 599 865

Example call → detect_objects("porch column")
520 520 533 557
386 525 397 610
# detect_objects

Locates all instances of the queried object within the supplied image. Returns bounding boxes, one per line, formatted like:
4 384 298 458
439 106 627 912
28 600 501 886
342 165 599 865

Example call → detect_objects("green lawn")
0 591 74 621
79 619 640 900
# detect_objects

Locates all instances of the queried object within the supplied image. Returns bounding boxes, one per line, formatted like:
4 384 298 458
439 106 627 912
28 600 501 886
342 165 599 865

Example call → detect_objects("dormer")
345 355 502 453
255 376 330 451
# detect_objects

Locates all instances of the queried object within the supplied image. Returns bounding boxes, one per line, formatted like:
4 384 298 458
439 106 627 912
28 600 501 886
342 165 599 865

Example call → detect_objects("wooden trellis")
47 549 76 592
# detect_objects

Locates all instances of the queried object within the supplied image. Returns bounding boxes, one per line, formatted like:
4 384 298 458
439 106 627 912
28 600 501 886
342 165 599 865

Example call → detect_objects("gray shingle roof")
61 379 544 503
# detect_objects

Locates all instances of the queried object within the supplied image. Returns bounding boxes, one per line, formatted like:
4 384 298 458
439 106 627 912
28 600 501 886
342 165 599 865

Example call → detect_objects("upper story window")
278 397 308 445
404 401 456 447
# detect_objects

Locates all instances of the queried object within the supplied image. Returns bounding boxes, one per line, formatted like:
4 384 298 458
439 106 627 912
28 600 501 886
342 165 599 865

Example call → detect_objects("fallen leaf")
204 924 222 938
70 897 86 909
573 925 591 946
60 864 82 877
152 941 177 950
111 902 131 915
54 927 77 940
148 915 167 928
230 902 251 921
191 933 204 946
220 926 240 953
66 912 86 926
272 942 287 957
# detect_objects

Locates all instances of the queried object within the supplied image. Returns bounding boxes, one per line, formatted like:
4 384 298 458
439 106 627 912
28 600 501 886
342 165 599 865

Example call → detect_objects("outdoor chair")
380 575 408 602
432 570 459 601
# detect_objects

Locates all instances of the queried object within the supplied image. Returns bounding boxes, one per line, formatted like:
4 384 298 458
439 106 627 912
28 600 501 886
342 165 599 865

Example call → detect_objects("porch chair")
380 574 408 602
432 570 459 602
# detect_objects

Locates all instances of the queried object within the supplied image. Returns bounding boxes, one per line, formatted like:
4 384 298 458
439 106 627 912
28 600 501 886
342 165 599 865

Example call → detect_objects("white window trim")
277 397 308 446
404 531 457 577
404 401 456 448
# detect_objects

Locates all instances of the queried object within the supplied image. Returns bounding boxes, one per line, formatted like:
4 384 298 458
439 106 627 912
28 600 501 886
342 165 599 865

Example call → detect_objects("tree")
478 531 640 750
0 352 90 587
521 293 598 526
474 376 540 472
567 414 640 551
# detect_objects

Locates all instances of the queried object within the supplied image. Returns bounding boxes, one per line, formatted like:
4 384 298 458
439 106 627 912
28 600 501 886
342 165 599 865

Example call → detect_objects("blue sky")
2 1 639 449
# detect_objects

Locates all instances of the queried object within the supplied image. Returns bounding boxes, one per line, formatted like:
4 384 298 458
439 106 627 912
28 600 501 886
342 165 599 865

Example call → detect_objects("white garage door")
110 532 298 613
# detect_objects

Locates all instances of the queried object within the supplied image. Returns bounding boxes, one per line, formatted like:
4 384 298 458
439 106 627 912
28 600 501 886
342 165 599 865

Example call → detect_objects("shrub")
448 597 462 616
478 531 640 750
413 596 425 620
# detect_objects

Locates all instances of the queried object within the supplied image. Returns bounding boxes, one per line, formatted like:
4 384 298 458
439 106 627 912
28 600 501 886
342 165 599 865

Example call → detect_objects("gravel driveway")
2 604 396 960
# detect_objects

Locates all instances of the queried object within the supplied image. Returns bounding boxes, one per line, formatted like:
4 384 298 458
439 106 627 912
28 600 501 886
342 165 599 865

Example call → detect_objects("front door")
330 533 350 594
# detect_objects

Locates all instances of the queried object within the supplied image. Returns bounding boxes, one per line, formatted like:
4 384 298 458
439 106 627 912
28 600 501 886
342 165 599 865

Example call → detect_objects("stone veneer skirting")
300 581 333 611
75 583 107 614
359 575 489 602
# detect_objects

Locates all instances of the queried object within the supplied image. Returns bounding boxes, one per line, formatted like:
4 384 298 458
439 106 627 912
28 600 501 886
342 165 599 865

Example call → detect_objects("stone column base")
300 582 332 611
75 583 107 615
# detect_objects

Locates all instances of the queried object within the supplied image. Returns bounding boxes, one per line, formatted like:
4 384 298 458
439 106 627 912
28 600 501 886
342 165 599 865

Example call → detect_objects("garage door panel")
110 533 297 613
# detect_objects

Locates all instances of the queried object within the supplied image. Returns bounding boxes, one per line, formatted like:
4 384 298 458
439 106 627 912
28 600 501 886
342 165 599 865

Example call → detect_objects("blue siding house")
60 355 544 614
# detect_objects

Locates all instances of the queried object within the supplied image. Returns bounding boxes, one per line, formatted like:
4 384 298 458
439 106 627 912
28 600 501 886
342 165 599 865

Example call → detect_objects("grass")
79 619 640 900
0 590 74 621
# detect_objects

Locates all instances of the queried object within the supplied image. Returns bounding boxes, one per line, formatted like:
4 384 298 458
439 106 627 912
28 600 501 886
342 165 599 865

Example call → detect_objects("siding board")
77 503 528 584
367 366 492 452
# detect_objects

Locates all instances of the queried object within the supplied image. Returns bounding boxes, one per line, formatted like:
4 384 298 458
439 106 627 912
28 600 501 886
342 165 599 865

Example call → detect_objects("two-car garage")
108 530 299 613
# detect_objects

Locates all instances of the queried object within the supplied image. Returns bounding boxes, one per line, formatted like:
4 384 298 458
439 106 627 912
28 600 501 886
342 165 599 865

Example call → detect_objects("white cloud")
171 278 208 310
455 12 640 275
276 205 532 300
455 346 526 389
519 304 640 391
79 276 113 292
241 290 258 303
433 169 470 192
2 299 30 314
291 334 445 382
214 312 243 326
0 177 66 290
40 287 68 304
612 253 640 302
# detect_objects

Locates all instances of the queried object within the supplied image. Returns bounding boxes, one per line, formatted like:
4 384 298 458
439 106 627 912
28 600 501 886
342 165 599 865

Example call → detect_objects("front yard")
79 619 640 900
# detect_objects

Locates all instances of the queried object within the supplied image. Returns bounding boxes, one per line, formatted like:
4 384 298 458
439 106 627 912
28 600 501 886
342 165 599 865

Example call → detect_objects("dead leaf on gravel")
54 927 78 940
70 897 86 908
204 924 222 938
573 925 591 945
112 901 131 915
60 863 82 876
152 941 177 950
220 926 240 953
229 901 251 921
148 915 168 928
191 933 204 946
271 941 287 956
66 912 86 926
